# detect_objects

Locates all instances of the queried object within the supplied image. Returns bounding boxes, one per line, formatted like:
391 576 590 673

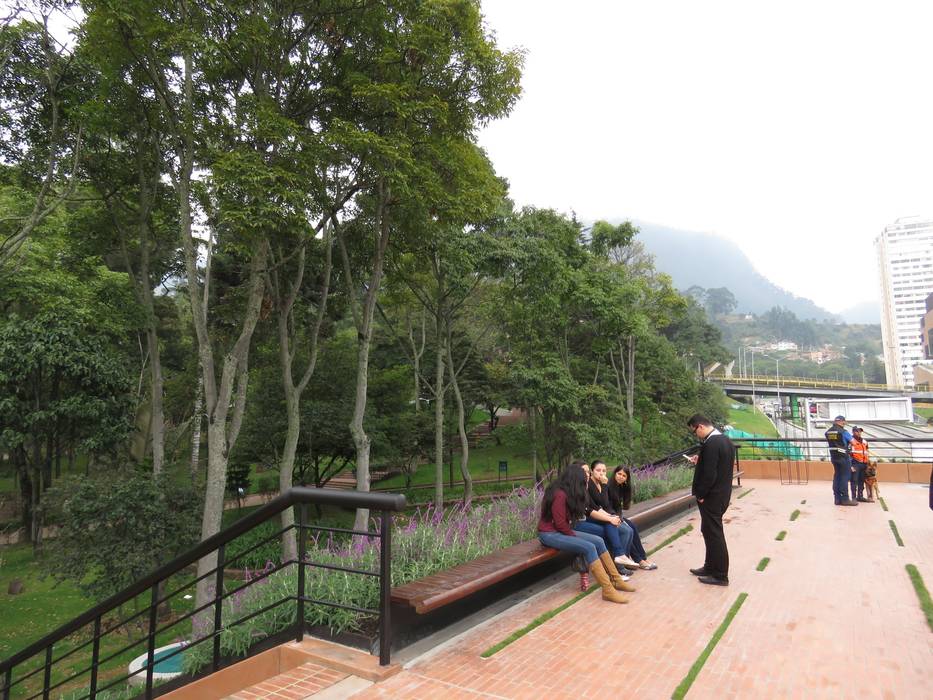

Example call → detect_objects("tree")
705 287 737 316
42 471 200 618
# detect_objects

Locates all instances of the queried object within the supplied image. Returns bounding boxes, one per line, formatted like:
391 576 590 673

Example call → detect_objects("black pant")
698 497 729 579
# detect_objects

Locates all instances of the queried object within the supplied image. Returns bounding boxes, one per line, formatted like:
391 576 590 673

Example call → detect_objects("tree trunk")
527 407 538 483
626 334 635 420
190 374 203 480
446 341 471 507
433 314 445 510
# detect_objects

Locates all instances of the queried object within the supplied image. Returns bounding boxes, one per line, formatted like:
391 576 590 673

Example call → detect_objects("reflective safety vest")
850 437 869 463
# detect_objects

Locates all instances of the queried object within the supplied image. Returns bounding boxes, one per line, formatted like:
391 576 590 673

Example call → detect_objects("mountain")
838 300 881 324
633 222 838 321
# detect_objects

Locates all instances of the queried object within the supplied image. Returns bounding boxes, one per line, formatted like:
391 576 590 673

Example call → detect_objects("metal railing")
0 488 405 700
732 436 933 485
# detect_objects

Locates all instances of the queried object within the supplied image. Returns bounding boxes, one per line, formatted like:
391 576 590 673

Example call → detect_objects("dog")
863 461 880 502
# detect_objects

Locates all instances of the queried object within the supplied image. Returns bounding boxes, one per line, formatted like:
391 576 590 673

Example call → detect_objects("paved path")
356 480 933 699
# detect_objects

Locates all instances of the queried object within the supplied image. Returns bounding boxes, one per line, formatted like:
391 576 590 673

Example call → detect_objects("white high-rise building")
875 216 933 387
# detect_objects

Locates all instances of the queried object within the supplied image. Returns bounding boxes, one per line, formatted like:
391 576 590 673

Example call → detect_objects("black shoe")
840 500 858 506
698 575 729 586
690 567 709 576
857 497 869 502
615 563 635 576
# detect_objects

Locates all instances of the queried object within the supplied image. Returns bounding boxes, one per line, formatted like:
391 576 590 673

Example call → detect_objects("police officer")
849 427 871 502
826 415 856 506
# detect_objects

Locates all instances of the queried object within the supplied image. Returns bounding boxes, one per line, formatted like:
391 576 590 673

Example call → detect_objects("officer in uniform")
825 415 856 506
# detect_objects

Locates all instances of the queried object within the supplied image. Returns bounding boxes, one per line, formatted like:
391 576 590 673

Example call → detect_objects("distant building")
922 292 933 359
917 292 933 389
876 216 933 387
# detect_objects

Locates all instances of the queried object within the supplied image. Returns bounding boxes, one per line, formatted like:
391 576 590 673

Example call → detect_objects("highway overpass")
708 375 933 401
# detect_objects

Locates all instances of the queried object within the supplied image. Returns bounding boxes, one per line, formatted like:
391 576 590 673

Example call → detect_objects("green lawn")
728 405 779 438
915 406 933 420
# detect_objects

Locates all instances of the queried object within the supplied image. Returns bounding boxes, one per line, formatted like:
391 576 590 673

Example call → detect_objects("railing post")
42 644 52 700
379 510 392 666
145 584 158 697
296 503 308 642
2 667 10 700
89 615 101 699
212 544 225 673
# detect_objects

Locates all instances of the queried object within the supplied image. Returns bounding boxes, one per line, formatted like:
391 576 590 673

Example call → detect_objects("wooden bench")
390 539 560 614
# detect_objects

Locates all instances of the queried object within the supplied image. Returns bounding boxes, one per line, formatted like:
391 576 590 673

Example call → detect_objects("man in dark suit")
686 413 735 586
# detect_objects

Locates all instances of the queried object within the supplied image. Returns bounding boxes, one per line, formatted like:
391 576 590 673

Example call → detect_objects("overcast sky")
477 0 933 313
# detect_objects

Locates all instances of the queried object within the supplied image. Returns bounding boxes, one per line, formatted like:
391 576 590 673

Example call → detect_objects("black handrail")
0 487 405 698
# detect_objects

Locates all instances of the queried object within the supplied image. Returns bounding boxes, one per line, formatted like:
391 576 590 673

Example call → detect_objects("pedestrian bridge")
709 375 933 400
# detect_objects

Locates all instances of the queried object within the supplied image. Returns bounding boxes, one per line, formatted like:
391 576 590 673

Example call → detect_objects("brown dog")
863 462 880 502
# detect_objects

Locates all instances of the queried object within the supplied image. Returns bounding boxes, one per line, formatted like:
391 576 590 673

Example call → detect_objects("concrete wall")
738 460 932 483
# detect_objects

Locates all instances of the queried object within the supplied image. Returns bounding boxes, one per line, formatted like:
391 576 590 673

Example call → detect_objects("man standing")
849 427 871 502
686 414 735 587
826 415 856 506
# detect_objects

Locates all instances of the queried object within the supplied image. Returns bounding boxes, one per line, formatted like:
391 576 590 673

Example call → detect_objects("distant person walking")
826 415 856 506
686 414 735 586
849 426 871 502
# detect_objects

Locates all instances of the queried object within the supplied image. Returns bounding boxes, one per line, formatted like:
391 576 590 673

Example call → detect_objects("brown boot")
599 552 636 592
588 560 629 603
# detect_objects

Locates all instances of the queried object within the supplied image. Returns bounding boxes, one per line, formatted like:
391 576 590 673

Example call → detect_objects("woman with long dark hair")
538 463 634 603
607 465 657 570
576 460 639 571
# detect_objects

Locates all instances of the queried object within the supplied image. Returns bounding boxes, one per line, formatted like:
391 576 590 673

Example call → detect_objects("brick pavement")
355 480 933 699
224 661 347 699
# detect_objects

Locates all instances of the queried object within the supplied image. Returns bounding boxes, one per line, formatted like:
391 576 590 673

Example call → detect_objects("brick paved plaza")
358 479 933 699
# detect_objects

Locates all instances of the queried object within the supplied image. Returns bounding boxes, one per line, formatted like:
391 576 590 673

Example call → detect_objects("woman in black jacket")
607 465 657 570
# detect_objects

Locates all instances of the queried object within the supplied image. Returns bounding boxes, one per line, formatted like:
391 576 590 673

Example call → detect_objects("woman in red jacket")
538 464 634 603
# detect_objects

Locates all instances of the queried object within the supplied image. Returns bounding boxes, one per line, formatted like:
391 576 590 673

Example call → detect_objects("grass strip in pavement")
789 509 800 521
800 499 806 504
479 583 597 658
671 592 749 700
647 523 694 556
905 564 933 632
888 519 904 547
481 523 694 658
879 497 889 511
737 488 754 499
756 557 770 571
775 530 787 541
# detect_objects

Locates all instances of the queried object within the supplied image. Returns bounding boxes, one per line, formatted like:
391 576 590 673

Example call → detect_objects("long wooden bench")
391 474 745 616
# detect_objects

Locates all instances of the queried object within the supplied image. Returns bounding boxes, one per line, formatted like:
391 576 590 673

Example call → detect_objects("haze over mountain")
633 222 851 322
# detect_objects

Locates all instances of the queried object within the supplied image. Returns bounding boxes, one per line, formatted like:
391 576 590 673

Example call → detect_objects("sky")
476 0 933 314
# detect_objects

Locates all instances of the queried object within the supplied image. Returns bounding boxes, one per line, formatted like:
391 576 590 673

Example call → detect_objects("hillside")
634 222 838 321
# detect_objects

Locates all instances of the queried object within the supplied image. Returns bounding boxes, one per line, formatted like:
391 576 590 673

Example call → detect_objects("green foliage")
756 557 770 571
905 564 933 633
41 472 201 602
775 530 787 541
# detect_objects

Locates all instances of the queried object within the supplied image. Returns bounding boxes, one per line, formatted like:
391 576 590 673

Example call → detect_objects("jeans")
831 454 851 503
538 529 607 565
623 517 647 562
575 518 634 559
851 460 867 499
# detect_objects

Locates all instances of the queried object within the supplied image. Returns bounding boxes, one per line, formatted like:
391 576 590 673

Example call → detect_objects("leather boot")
588 560 628 603
599 552 636 592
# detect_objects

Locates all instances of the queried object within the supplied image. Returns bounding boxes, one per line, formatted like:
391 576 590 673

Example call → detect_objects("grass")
480 522 695 658
800 499 806 505
775 531 787 541
0 543 196 699
879 497 889 512
727 405 779 438
756 557 770 571
736 488 754 499
671 592 749 699
889 520 904 547
905 564 933 633
789 509 800 521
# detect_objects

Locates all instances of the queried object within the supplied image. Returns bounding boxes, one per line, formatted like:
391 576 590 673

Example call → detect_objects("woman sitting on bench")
607 465 658 570
576 460 639 573
538 464 635 604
